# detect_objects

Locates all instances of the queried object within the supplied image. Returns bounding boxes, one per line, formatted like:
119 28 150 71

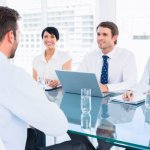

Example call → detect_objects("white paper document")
111 93 146 104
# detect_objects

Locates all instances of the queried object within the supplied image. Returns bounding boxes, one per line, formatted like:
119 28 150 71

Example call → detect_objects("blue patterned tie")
100 55 109 84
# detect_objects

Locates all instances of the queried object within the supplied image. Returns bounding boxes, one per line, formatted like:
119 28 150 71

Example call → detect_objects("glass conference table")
45 88 150 149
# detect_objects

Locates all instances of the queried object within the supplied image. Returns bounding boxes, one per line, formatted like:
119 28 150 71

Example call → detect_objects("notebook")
44 84 62 91
55 70 110 97
111 93 146 104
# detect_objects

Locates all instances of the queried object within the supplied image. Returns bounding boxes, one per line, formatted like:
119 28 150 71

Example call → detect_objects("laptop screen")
56 70 108 97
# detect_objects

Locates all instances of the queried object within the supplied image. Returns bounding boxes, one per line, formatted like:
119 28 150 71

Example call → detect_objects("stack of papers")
111 93 146 104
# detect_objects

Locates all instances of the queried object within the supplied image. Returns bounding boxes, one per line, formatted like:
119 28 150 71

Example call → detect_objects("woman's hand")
45 79 59 88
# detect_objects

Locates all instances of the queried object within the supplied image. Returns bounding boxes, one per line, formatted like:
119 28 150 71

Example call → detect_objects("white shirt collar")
41 50 58 63
100 47 117 59
0 51 9 62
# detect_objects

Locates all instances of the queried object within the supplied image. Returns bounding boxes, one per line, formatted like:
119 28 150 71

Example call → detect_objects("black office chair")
25 128 91 150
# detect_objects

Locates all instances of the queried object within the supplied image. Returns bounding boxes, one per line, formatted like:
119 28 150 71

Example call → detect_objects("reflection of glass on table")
144 108 150 128
81 88 91 113
81 112 91 130
145 91 150 109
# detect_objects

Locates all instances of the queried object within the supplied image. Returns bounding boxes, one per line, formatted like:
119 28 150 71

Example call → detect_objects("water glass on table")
81 112 91 129
37 76 45 90
81 88 91 113
145 91 150 109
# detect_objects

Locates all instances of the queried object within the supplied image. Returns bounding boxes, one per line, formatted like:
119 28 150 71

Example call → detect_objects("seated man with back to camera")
0 6 95 150
77 21 137 93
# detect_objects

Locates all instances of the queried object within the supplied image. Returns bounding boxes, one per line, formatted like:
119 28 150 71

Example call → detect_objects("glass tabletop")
45 88 150 149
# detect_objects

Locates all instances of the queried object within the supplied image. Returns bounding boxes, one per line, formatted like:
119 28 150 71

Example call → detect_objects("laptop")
55 70 110 97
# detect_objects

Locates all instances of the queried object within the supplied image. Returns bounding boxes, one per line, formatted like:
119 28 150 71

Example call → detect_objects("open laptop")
56 70 110 97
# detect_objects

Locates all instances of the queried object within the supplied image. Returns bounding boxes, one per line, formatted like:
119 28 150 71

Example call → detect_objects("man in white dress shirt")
78 21 137 93
0 6 91 150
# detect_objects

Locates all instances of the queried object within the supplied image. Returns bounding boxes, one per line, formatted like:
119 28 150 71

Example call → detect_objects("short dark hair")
0 6 20 41
41 27 59 40
96 21 119 44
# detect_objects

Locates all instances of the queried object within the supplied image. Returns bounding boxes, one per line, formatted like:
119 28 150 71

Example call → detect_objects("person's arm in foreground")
1 66 68 136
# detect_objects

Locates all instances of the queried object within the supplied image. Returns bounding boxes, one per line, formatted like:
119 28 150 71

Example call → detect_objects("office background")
0 0 150 80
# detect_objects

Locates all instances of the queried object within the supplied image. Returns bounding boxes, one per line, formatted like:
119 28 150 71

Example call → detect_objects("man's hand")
100 83 108 93
122 90 134 101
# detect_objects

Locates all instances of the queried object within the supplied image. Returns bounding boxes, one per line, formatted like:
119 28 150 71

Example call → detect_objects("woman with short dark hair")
32 27 72 88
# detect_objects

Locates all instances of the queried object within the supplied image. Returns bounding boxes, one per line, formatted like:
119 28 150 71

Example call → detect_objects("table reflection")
60 92 101 127
97 98 117 139
81 112 91 130
144 108 150 132
45 88 63 106
99 100 136 124
45 88 150 149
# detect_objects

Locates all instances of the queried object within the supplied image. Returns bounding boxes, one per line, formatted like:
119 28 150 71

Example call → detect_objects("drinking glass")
81 88 91 113
144 108 150 129
145 108 150 124
81 112 91 129
37 76 45 90
145 91 150 109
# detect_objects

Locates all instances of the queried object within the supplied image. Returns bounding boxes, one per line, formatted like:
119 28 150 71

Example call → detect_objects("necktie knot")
102 55 109 61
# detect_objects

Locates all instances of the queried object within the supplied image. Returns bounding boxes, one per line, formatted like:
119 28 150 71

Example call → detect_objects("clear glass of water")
81 112 91 129
144 108 150 129
81 88 91 113
37 76 45 90
145 91 150 109
144 108 150 124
